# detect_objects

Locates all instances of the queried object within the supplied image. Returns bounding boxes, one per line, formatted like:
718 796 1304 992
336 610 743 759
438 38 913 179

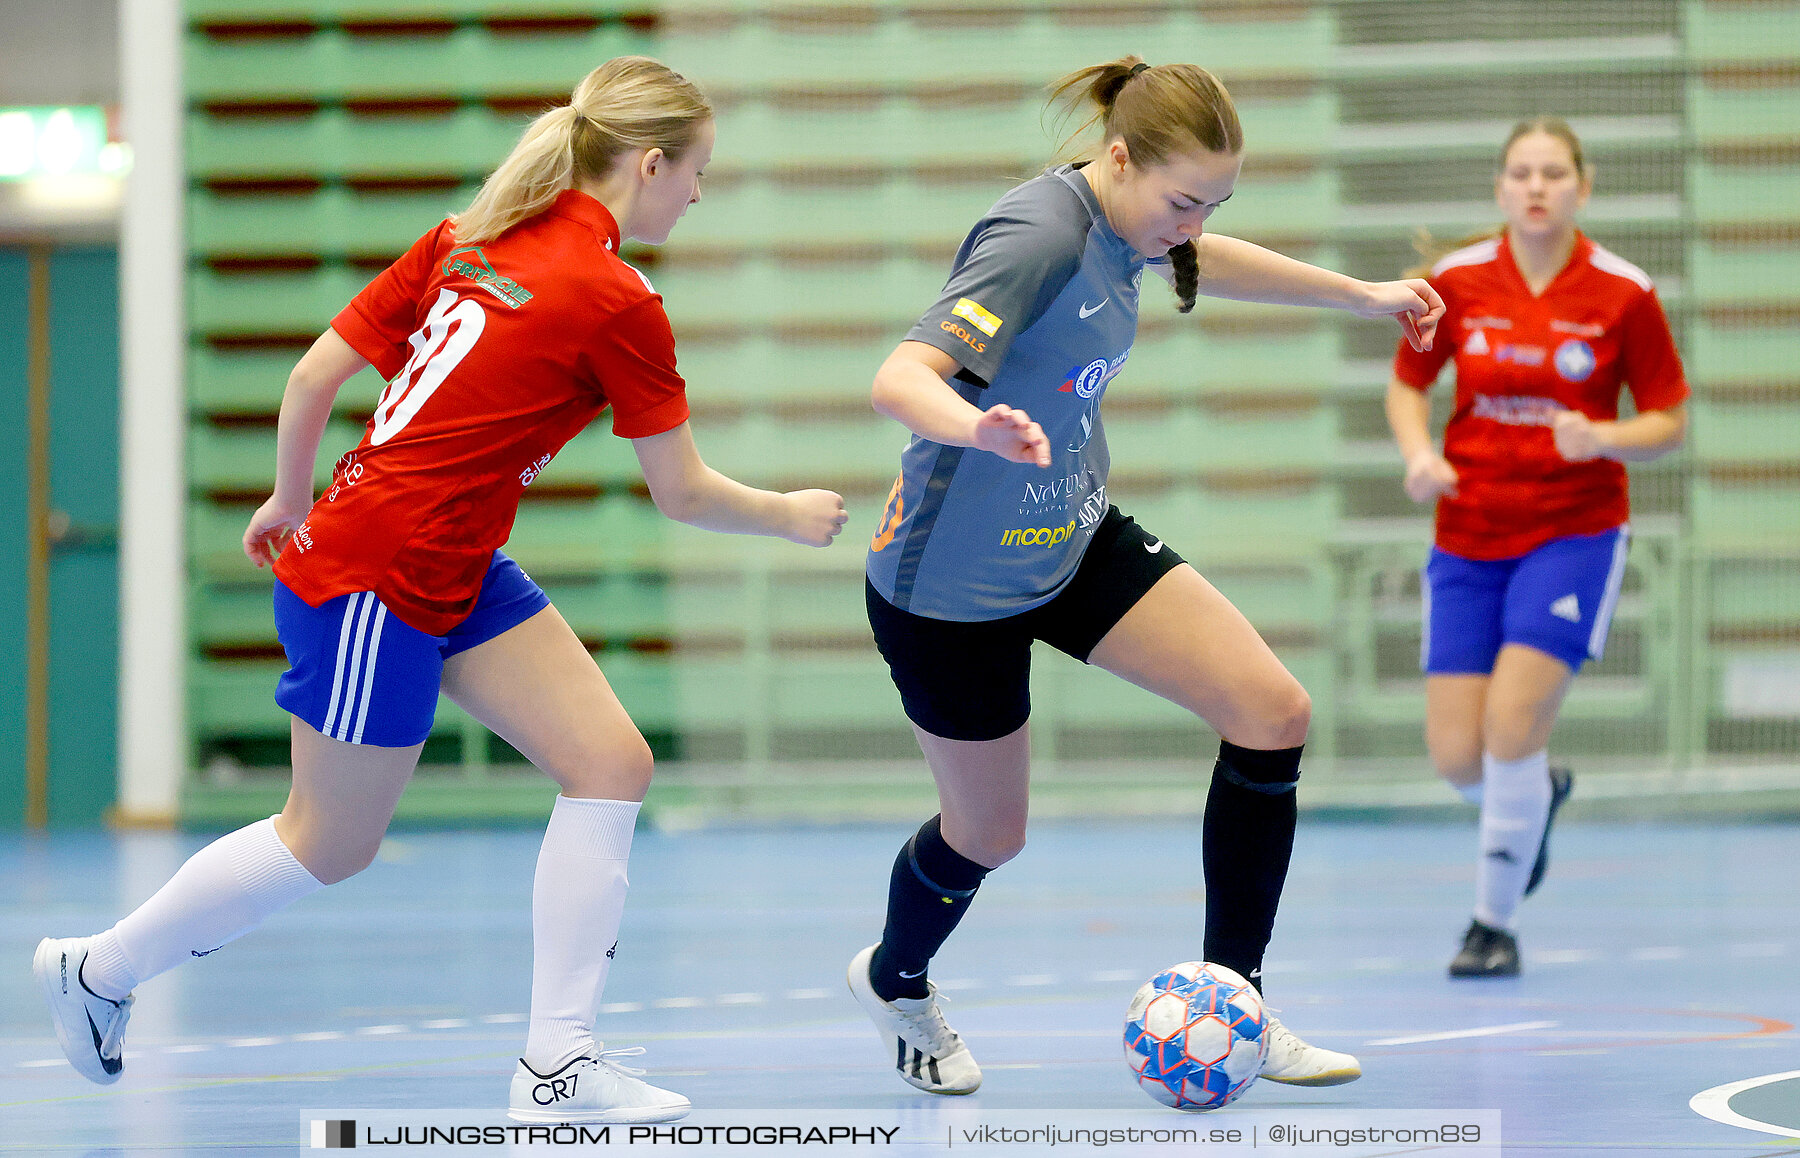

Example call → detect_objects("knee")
1482 710 1544 763
277 812 382 886
1246 680 1310 749
1427 734 1484 784
308 841 381 886
555 730 655 801
972 831 1027 869
941 822 1026 871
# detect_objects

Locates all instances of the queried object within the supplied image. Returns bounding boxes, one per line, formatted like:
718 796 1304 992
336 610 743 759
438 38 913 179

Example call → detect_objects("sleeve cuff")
611 391 691 439
331 303 405 380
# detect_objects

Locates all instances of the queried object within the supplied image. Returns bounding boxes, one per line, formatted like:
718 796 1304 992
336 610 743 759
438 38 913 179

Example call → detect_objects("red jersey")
273 190 690 634
1392 232 1688 560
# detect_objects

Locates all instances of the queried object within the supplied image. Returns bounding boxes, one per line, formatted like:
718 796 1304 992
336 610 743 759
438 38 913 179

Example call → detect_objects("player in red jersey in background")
1387 117 1688 977
34 57 847 1121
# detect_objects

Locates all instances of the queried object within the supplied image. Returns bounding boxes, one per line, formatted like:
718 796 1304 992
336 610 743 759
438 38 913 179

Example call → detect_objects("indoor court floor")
4 817 1798 1155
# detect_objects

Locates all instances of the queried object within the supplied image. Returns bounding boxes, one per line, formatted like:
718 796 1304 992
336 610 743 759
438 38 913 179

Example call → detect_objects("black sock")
1202 740 1301 995
869 815 989 1001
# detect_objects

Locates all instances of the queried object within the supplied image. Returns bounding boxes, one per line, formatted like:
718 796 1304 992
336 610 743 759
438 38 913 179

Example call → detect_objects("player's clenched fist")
1403 451 1460 503
782 489 849 547
1551 409 1606 462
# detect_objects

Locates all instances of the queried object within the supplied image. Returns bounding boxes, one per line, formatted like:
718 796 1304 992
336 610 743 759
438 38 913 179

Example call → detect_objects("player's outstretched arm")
632 423 847 547
1190 235 1445 352
871 341 1051 467
244 328 370 568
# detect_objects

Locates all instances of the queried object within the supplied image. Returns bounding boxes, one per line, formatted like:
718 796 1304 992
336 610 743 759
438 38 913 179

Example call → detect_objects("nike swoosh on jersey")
1078 299 1109 319
897 968 925 979
1144 540 1164 554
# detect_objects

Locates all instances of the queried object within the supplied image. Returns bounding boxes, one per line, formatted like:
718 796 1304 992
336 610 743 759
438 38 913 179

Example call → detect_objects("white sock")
1454 781 1484 806
524 796 640 1072
1473 750 1552 930
83 816 323 1000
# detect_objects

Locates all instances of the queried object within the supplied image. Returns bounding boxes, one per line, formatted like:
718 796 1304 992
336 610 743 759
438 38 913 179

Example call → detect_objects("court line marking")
1368 1019 1558 1046
1690 1069 1800 1139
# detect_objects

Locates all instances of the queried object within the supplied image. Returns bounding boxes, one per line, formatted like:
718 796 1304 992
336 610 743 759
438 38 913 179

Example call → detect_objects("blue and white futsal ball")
1123 961 1268 1111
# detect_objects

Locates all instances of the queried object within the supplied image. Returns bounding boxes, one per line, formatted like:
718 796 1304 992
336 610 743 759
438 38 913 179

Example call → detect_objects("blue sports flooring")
3 819 1798 1156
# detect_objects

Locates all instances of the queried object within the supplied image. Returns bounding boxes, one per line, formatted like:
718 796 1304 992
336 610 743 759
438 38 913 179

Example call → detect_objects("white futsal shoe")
847 944 982 1095
508 1049 691 1124
33 936 134 1085
1258 1015 1362 1086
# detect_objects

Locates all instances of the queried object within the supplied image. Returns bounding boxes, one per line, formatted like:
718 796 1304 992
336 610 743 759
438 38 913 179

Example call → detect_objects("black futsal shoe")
1448 918 1521 978
1525 766 1574 897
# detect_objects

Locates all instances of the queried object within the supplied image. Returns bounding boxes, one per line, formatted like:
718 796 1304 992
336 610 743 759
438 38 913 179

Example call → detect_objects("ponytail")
1047 55 1241 167
455 56 712 244
1167 240 1198 313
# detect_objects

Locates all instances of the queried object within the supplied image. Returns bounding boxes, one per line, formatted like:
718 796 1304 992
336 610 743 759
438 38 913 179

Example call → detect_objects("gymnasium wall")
175 0 1800 825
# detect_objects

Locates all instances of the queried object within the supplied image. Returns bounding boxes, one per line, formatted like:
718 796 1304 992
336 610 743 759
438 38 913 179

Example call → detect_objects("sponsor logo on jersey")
325 451 365 502
1000 520 1077 548
940 320 987 353
442 245 533 308
1076 486 1108 530
1020 472 1092 507
1473 394 1560 427
1056 350 1131 399
519 452 553 487
1494 343 1547 367
951 297 1002 337
293 521 314 552
1463 315 1513 331
1550 319 1605 337
1554 339 1596 382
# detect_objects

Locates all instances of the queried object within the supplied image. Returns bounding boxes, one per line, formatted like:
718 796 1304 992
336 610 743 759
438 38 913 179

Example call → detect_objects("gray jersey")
867 164 1152 621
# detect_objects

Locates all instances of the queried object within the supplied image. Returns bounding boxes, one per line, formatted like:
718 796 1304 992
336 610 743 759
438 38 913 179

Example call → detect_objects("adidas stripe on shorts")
272 551 549 747
1421 525 1629 675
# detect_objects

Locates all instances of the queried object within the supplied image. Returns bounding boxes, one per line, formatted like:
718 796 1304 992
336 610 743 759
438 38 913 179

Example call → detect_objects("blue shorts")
1421 526 1630 675
273 551 550 747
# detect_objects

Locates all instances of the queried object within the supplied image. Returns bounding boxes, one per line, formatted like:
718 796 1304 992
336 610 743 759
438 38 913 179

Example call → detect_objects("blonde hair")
1406 115 1590 277
1046 58 1241 314
455 56 712 244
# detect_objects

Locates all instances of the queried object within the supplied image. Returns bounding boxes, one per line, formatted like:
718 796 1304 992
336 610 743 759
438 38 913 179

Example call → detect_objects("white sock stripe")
350 601 389 744
322 592 365 738
334 594 378 741
1589 525 1630 660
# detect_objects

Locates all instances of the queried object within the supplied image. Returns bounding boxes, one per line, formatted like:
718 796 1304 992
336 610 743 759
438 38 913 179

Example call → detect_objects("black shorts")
866 505 1187 742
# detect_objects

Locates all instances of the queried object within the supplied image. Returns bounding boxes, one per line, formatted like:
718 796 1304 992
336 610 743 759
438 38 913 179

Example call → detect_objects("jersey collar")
549 188 625 253
1498 229 1592 297
1052 163 1139 264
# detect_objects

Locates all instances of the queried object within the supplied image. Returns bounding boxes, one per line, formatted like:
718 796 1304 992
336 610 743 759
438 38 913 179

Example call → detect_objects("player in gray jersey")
849 57 1445 1099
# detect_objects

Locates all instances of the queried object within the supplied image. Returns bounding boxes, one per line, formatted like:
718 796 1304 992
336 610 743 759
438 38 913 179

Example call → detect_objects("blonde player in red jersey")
34 57 847 1122
1386 117 1688 978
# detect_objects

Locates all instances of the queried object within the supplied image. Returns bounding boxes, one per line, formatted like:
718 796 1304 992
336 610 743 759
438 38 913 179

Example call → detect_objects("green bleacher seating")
178 0 1800 810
